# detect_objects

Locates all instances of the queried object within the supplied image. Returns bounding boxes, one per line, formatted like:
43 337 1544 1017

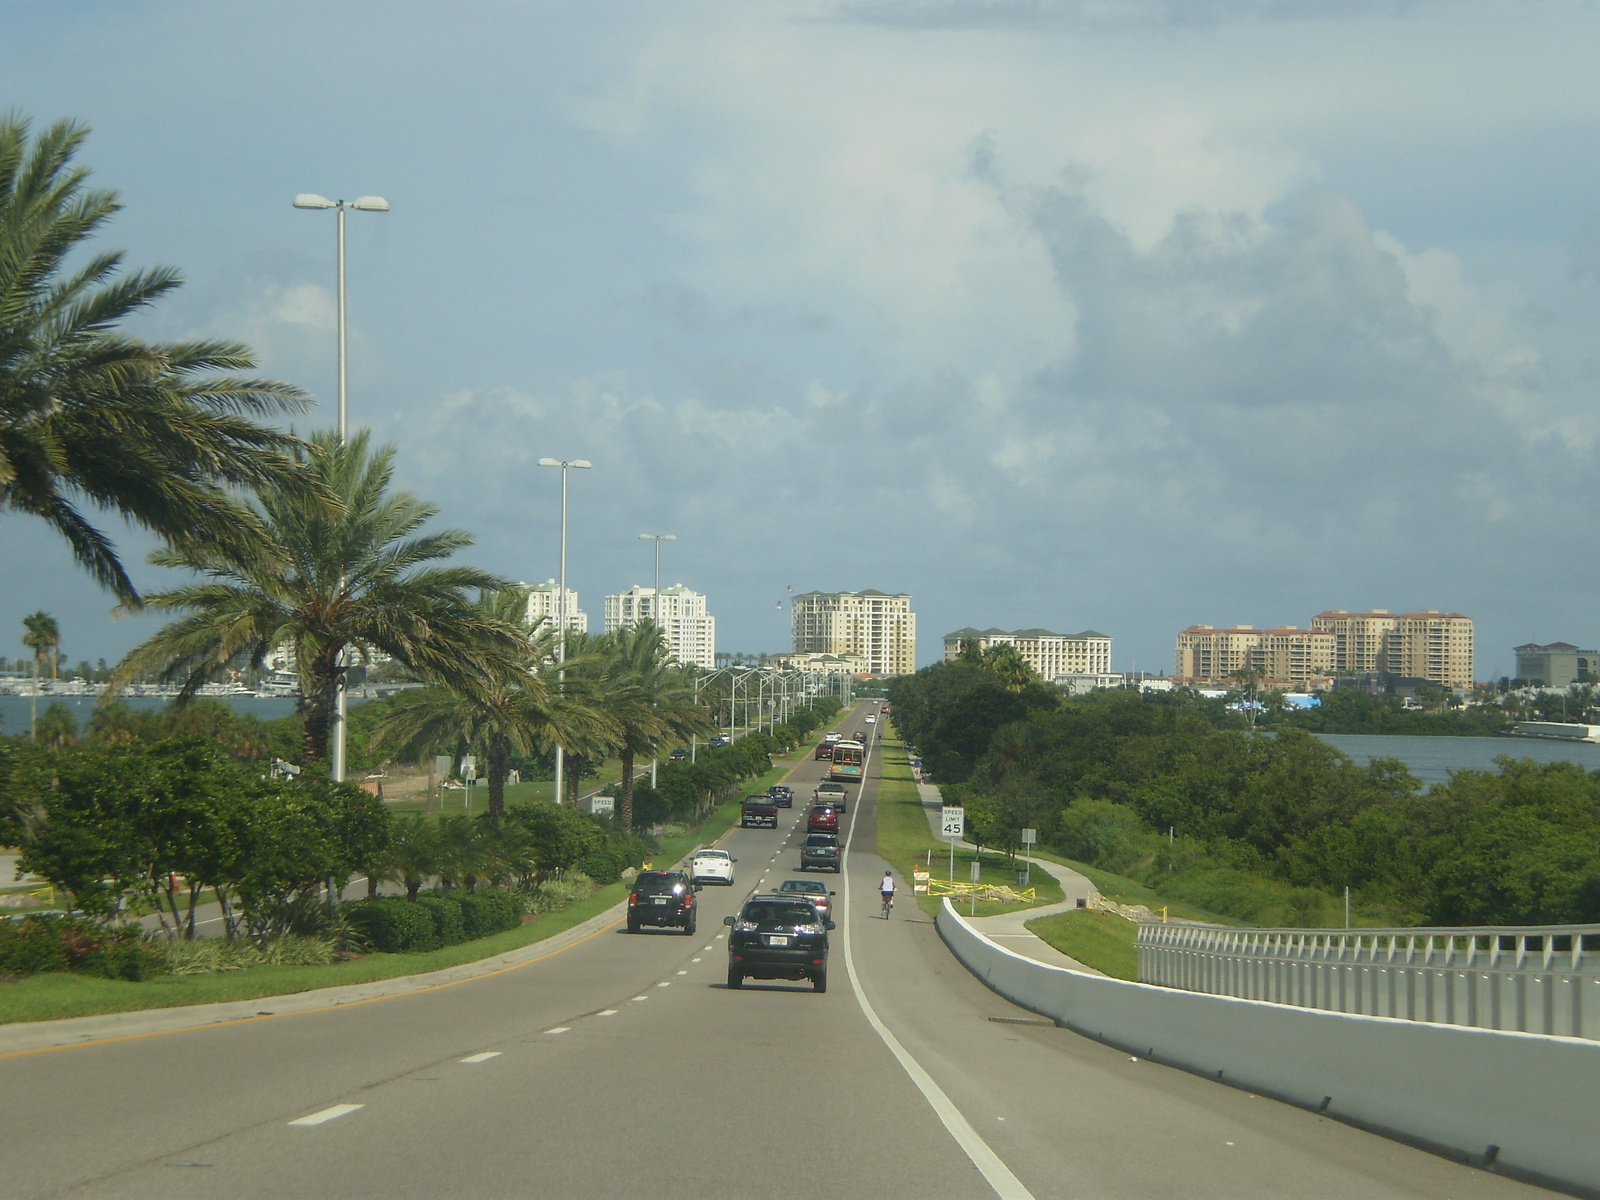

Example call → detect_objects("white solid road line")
459 1052 502 1063
839 721 1036 1200
288 1104 364 1127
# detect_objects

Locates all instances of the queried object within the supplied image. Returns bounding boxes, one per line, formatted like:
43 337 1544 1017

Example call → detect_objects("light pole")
293 192 389 783
538 458 592 804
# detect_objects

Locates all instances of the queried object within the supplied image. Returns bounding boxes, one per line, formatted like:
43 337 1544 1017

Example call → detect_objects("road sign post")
941 806 964 881
970 859 981 915
1019 827 1036 889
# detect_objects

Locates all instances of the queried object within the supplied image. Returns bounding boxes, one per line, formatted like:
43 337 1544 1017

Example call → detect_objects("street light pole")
538 458 592 804
293 193 389 783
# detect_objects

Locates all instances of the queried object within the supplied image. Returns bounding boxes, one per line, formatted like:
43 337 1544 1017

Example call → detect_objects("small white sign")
970 860 981 883
581 794 615 816
941 806 965 839
1021 828 1037 845
433 755 452 779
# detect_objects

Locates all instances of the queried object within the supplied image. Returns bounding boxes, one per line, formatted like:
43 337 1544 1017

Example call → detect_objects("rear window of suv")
634 872 683 892
744 903 818 925
803 834 837 847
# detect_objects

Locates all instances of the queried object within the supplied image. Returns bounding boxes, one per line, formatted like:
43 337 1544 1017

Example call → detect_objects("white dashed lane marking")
632 995 648 1002
545 1027 570 1035
459 1052 501 1064
657 981 671 988
596 1010 618 1017
288 1104 363 1127
677 969 688 975
691 957 701 963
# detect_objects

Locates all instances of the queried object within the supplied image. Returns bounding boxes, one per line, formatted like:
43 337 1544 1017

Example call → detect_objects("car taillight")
812 958 825 964
628 893 637 906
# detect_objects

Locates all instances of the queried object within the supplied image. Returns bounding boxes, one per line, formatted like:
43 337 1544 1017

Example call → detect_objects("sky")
4 0 1600 679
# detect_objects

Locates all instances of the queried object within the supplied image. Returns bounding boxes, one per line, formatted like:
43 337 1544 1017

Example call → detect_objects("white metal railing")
1137 921 1600 1041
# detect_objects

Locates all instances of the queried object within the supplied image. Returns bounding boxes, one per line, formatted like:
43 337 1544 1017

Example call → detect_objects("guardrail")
1138 921 1600 1041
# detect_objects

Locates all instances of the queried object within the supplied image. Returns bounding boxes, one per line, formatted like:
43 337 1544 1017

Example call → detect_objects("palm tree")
20 611 58 740
376 813 439 901
980 642 1037 691
1 114 309 601
591 623 713 831
372 591 615 823
111 430 525 765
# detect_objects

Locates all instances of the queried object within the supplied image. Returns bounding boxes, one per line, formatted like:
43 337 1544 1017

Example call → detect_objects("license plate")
652 897 669 905
766 934 789 946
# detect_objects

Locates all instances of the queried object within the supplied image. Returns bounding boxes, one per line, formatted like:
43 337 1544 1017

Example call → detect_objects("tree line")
889 659 1600 927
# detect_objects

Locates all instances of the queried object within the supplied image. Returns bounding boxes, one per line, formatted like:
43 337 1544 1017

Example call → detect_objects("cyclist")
879 871 896 917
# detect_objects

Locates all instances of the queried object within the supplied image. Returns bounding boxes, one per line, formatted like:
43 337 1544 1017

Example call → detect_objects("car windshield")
744 904 816 926
779 881 825 893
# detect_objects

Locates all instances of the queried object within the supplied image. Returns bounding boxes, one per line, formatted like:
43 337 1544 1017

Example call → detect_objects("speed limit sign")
940 806 965 839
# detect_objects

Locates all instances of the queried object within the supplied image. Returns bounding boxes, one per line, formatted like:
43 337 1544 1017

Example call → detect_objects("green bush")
577 852 621 885
0 916 165 980
0 918 72 974
456 887 521 938
343 897 439 953
415 894 466 945
521 870 595 914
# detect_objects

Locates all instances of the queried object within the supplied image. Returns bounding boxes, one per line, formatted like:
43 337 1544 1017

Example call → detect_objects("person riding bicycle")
880 871 896 915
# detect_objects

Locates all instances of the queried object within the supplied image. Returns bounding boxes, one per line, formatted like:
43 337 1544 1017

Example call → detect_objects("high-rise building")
522 579 587 634
1312 610 1474 688
605 584 716 669
791 590 916 676
1175 625 1335 684
942 627 1112 679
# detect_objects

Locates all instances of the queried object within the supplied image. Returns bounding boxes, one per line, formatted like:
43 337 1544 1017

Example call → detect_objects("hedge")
0 916 166 980
342 889 521 954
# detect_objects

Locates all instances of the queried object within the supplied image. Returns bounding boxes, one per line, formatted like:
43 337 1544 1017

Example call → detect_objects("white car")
864 715 876 724
690 849 736 886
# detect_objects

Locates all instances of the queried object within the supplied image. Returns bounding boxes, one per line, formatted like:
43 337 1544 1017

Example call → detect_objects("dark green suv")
723 895 834 992
627 870 699 935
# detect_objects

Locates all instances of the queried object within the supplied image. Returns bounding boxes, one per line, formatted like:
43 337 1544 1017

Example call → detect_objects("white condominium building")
942 627 1112 679
791 590 916 676
522 579 588 634
605 584 716 669
1311 609 1474 688
1175 625 1335 685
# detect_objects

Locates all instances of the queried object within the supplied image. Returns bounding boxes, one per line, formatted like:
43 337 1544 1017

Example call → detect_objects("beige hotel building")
1175 625 1335 685
791 590 916 676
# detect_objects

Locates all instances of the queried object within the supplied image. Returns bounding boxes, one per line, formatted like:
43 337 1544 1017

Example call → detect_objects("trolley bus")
829 739 864 784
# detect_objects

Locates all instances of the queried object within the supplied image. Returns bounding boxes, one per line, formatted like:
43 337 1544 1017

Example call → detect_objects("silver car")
776 877 835 923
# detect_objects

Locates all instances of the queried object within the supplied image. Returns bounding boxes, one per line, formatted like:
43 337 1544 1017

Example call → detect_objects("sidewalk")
915 780 1103 975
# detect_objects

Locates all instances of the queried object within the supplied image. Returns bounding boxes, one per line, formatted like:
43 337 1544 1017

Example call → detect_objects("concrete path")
915 779 1104 974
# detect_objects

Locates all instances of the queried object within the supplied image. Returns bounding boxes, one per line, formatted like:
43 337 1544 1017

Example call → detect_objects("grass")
872 732 1062 919
1026 910 1139 980
0 748 809 1027
1024 850 1241 925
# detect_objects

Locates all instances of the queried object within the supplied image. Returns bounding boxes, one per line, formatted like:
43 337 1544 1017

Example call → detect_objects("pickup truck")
811 781 848 813
740 795 779 829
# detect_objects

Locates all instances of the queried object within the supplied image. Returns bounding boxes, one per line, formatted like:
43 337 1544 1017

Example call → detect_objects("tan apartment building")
1175 625 1335 685
791 590 916 676
942 627 1112 679
1311 610 1474 688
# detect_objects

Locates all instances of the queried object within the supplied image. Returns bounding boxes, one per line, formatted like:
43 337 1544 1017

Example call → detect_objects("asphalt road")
0 702 1556 1199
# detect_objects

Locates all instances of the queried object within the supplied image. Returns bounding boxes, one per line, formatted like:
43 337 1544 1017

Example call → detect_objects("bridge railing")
1137 921 1600 1041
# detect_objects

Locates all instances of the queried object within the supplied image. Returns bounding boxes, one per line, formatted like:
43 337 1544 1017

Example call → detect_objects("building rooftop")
944 626 1110 640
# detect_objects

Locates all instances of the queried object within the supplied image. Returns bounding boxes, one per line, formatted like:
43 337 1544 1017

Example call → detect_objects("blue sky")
4 0 1600 678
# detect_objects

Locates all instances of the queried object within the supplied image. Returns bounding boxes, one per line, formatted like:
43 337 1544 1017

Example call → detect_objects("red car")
806 804 839 835
815 742 834 761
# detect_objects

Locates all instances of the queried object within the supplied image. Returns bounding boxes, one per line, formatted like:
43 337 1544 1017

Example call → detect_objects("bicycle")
880 892 894 919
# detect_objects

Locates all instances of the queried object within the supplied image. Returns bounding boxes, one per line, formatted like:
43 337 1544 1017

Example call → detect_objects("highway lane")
0 701 1559 1199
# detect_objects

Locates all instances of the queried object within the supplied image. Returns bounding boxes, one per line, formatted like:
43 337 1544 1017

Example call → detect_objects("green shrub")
0 917 73 975
456 887 521 938
165 939 263 975
0 916 165 980
577 852 621 885
415 894 466 945
521 871 595 914
257 934 334 967
343 897 438 953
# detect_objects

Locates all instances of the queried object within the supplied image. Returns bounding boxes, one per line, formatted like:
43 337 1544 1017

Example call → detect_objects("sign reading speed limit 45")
940 806 965 839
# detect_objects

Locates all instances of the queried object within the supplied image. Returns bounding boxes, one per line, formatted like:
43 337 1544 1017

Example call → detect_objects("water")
0 693 302 735
1313 732 1600 785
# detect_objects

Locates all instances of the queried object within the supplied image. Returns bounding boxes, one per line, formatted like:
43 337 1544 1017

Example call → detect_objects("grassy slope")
872 732 1062 919
1025 911 1139 980
0 749 809 1026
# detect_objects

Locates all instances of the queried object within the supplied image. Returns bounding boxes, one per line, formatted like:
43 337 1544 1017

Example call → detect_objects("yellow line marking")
0 915 624 1061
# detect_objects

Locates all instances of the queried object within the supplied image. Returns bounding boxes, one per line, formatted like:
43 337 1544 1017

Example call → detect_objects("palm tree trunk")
487 734 509 824
619 747 635 831
301 651 340 764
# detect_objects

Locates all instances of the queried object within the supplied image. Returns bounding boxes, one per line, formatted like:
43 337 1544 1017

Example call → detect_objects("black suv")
724 895 834 991
767 784 794 808
799 833 841 872
626 870 699 935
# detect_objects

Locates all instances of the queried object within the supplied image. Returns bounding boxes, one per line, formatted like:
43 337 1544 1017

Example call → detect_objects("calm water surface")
1313 732 1600 785
0 693 301 736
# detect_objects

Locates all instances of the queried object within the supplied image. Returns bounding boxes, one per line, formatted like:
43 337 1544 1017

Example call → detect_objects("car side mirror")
723 915 735 926
829 891 836 896
826 921 836 930
731 858 738 862
693 883 703 892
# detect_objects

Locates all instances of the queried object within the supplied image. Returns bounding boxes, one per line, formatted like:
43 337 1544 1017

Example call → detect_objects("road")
0 702 1554 1199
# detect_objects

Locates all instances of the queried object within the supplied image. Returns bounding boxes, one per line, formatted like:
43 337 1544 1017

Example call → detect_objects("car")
881 705 890 713
824 731 842 744
799 833 841 872
724 895 833 991
767 784 794 808
864 715 876 724
708 734 732 748
668 748 690 762
741 795 779 829
626 870 699 934
690 848 736 886
806 804 839 835
812 781 847 812
814 742 834 760
776 878 835 923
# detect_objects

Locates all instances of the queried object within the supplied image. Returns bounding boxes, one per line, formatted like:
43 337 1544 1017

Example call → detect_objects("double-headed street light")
538 458 592 804
294 191 389 784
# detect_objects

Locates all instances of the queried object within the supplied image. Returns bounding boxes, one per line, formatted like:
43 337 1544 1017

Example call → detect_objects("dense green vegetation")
890 663 1600 927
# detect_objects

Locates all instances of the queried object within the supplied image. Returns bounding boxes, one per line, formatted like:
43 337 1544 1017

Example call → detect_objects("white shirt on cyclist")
880 874 895 895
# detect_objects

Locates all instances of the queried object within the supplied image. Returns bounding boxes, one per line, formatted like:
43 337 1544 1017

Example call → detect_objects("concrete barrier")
937 900 1600 1196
